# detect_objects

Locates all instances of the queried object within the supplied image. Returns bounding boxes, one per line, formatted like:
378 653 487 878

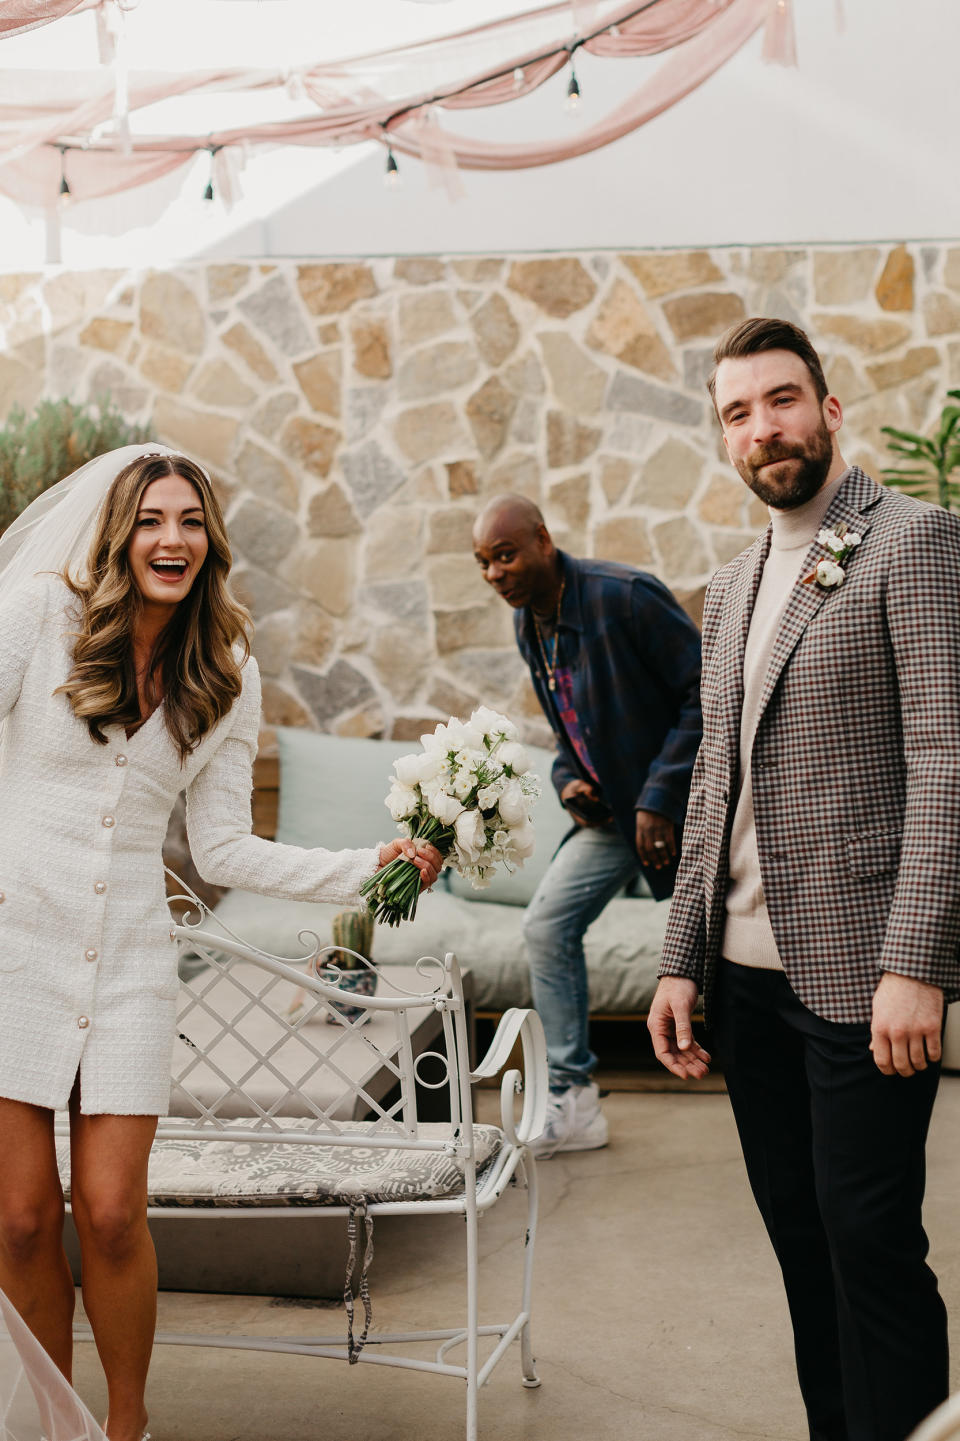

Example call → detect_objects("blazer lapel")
713 530 770 756
754 468 878 724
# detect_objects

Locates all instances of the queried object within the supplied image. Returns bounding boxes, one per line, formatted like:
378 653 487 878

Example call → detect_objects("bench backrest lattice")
164 874 471 1152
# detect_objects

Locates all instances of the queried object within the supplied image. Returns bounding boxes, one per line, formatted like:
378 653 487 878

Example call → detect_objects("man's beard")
735 420 834 509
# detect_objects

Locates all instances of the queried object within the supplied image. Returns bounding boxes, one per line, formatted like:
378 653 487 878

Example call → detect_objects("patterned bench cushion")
56 1119 504 1208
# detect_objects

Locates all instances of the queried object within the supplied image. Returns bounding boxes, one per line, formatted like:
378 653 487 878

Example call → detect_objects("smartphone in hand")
564 791 613 825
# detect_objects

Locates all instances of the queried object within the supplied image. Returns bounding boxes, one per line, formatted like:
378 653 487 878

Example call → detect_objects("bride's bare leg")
0 1096 75 1378
69 1093 157 1441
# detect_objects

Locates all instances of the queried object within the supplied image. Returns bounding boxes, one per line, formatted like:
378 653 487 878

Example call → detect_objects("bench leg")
465 1177 480 1441
519 1154 541 1388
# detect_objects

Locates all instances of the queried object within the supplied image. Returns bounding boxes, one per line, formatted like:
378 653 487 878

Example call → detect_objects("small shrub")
0 394 153 534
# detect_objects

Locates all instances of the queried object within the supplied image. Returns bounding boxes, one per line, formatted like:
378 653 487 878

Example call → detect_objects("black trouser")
713 961 948 1441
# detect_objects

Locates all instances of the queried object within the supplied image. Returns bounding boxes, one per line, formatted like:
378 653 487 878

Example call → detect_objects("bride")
0 444 440 1441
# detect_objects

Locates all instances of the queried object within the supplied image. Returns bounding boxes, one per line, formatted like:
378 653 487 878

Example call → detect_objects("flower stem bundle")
361 814 453 927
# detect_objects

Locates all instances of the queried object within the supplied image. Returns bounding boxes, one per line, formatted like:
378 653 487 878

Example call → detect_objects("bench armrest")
470 1007 548 1147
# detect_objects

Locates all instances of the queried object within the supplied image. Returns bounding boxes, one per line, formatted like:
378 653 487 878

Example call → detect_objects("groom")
648 317 960 1441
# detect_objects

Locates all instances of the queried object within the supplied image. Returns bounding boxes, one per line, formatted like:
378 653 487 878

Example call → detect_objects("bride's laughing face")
126 474 209 608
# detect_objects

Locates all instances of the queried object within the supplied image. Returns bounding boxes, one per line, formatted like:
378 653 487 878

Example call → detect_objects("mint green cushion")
274 728 412 852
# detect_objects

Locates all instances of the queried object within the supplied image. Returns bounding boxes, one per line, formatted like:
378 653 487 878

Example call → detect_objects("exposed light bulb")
202 148 216 204
58 149 72 207
564 66 581 112
384 147 400 189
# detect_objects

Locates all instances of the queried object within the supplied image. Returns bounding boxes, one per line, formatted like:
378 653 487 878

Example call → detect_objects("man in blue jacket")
473 495 702 1154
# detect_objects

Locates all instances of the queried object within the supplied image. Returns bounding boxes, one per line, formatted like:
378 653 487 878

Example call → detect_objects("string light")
42 1 741 204
58 145 71 206
202 146 217 203
564 60 582 112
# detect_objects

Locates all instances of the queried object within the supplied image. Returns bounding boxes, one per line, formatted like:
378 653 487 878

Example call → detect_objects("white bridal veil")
0 443 183 602
0 1289 105 1441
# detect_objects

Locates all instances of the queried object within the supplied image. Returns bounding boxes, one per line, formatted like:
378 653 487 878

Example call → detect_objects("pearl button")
85 948 98 962
77 1016 90 1029
94 881 107 894
102 815 115 828
115 755 128 767
169 928 176 942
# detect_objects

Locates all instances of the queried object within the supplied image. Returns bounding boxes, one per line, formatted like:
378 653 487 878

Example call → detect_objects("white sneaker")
528 1082 609 1158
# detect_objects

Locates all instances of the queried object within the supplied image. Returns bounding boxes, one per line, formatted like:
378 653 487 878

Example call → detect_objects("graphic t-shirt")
553 667 600 786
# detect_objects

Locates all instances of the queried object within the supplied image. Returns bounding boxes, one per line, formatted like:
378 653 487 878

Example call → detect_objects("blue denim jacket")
515 551 702 901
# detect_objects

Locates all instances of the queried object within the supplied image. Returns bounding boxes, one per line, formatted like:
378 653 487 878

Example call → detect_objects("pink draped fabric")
0 0 92 38
0 0 778 206
761 0 796 66
413 108 467 200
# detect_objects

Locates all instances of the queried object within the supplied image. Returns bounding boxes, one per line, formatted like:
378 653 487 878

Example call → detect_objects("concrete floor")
70 1077 960 1441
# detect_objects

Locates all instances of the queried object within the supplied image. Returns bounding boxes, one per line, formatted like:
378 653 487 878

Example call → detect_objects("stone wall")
1 242 957 750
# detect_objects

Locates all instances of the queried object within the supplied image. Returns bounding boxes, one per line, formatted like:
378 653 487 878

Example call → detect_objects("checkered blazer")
659 466 960 1024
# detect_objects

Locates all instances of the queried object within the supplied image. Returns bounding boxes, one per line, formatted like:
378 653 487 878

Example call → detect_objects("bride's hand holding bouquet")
376 836 443 892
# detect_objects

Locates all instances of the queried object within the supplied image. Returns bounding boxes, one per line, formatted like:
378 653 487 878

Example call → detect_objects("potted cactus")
320 910 378 1022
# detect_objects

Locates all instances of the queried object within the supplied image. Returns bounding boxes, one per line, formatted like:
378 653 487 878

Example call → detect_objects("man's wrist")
635 788 681 825
877 969 943 994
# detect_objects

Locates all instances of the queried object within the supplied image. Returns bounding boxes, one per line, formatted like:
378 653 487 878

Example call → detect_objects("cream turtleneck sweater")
722 469 848 970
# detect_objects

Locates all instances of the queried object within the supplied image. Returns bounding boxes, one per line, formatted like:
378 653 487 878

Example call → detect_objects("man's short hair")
707 318 828 408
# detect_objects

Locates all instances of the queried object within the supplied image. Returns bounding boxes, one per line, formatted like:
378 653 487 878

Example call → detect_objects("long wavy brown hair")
57 452 251 761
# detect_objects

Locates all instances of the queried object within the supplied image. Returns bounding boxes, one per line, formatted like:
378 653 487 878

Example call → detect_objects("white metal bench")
57 876 548 1441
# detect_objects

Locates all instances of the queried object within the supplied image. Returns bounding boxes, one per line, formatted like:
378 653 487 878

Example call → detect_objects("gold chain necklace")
532 575 566 692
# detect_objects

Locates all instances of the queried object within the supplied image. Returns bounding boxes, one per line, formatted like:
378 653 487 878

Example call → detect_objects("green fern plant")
0 394 153 535
881 390 960 511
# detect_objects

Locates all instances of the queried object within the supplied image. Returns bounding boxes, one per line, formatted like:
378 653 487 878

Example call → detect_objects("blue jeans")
523 825 645 1093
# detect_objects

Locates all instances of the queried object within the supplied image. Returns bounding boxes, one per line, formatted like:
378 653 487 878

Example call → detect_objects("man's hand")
870 972 944 1077
647 976 711 1079
560 778 604 827
377 839 442 891
636 810 676 870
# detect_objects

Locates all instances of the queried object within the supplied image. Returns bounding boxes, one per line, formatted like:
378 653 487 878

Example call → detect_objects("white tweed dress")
0 574 379 1116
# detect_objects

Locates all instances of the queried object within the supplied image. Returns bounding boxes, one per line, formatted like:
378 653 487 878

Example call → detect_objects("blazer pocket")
844 829 901 878
0 887 31 973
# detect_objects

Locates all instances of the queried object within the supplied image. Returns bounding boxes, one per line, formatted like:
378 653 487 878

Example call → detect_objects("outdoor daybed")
200 727 671 1019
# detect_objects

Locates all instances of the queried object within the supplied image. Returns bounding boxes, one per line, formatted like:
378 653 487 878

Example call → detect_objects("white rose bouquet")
360 706 541 927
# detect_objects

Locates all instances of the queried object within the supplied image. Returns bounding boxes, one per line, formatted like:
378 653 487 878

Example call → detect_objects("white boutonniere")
803 523 863 589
